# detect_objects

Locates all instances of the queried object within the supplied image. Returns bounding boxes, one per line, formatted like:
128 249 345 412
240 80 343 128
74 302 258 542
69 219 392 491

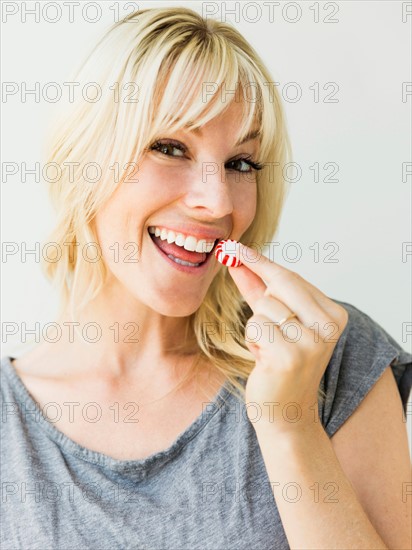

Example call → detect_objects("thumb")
227 264 266 313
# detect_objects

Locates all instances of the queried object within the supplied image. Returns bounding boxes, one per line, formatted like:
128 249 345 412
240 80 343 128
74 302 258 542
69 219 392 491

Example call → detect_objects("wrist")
253 415 326 443
248 398 322 436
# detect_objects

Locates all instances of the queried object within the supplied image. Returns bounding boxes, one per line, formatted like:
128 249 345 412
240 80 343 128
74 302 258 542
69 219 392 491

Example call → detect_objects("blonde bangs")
136 33 265 162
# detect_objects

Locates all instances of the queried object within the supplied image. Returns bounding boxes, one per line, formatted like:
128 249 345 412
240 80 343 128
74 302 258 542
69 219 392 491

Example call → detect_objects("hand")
227 243 349 435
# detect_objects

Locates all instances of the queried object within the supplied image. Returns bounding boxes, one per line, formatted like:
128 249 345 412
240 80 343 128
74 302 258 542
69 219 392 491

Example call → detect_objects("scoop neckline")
1 355 236 476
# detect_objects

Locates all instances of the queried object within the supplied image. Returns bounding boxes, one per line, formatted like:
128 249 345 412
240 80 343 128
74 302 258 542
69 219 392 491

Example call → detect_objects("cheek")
93 191 141 272
93 212 125 271
93 164 187 259
234 181 257 228
96 164 183 226
125 163 187 209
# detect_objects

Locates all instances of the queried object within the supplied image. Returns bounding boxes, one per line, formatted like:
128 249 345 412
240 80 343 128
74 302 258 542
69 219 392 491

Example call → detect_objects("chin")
152 297 204 318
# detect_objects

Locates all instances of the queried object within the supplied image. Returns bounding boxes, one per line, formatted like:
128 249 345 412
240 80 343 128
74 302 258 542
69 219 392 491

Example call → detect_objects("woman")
1 7 411 550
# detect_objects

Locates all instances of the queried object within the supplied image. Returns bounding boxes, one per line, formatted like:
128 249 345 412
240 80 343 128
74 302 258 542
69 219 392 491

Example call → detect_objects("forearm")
254 422 389 550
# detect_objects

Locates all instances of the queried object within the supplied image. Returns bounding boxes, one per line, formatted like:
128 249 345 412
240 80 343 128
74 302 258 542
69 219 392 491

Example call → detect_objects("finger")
236 243 326 329
239 242 331 305
249 244 348 334
253 293 298 327
233 242 347 340
250 295 324 349
237 242 300 283
227 264 266 312
244 313 311 364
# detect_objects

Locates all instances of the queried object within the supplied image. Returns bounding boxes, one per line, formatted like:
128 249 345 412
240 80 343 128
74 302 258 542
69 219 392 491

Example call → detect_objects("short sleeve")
318 300 412 438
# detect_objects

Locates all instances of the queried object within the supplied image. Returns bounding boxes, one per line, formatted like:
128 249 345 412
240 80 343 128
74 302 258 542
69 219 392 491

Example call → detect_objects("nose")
183 160 234 218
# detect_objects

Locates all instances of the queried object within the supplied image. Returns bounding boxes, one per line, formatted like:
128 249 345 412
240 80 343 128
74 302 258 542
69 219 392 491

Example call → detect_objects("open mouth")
148 228 220 269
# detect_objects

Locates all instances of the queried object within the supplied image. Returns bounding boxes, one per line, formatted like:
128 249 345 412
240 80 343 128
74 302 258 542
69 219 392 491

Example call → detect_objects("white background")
1 1 411 446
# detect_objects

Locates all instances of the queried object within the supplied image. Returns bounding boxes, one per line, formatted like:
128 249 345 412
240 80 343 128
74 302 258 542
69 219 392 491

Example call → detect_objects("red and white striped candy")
214 239 242 267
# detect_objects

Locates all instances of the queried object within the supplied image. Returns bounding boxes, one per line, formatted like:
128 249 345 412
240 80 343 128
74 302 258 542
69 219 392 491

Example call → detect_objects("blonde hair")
40 7 326 407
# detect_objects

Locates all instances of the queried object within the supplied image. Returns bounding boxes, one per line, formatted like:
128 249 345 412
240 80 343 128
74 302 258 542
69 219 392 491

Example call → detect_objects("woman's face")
94 99 259 316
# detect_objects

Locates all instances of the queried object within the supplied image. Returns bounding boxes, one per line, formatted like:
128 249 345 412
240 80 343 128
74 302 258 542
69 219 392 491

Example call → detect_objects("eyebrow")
185 125 261 146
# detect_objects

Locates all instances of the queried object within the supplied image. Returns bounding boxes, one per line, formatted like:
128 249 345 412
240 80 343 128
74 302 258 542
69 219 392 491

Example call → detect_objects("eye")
149 140 186 158
148 140 264 173
226 157 264 173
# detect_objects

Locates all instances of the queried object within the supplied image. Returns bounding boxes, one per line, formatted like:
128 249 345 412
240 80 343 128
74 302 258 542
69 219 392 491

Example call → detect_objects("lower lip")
148 231 215 275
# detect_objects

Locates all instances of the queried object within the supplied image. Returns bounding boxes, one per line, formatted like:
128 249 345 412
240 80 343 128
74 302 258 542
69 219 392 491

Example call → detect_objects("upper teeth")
148 226 216 253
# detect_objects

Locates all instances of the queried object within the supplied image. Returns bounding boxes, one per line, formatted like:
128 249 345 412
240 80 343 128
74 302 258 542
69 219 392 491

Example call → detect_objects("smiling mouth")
148 229 220 267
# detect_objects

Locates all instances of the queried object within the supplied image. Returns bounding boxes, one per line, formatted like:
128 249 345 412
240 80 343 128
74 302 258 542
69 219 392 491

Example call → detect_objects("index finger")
236 242 292 282
238 242 323 299
236 242 323 326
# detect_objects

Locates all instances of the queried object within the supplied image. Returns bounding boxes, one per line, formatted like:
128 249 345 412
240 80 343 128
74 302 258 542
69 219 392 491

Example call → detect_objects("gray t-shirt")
1 300 411 550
